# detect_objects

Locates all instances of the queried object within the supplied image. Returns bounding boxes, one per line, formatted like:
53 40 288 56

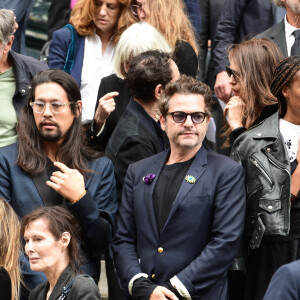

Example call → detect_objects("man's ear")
160 114 166 131
3 36 14 53
75 100 82 118
154 84 163 100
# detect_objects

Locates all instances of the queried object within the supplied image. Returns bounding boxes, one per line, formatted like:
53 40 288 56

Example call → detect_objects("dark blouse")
0 267 11 300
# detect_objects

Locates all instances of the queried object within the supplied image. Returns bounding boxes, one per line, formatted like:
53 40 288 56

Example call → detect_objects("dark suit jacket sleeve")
263 262 300 300
48 27 71 70
213 0 246 74
175 163 246 296
112 164 144 292
199 0 209 82
68 158 118 253
112 135 159 196
0 150 13 204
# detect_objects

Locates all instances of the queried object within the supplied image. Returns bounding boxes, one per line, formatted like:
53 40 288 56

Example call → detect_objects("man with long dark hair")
0 69 118 299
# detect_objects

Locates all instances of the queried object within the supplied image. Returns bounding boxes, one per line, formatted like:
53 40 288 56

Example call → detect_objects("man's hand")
46 162 86 203
94 92 119 132
214 71 232 103
224 96 245 130
150 286 178 300
291 140 300 196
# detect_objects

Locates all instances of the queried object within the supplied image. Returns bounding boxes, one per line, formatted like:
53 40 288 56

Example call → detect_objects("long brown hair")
223 39 283 146
118 0 198 53
17 69 100 176
0 198 21 300
70 0 128 45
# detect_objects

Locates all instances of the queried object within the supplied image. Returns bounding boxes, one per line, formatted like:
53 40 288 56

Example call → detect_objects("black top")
0 267 11 300
153 157 194 233
28 266 101 300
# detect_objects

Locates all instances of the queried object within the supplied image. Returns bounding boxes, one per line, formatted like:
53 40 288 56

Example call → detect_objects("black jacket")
9 50 48 114
28 266 101 300
231 112 291 249
105 99 168 201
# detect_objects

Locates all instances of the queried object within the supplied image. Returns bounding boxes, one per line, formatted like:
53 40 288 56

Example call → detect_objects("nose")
99 4 107 16
25 240 34 255
138 8 146 20
183 115 194 127
43 103 53 117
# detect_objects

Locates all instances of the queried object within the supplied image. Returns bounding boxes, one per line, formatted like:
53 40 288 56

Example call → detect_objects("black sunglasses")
226 66 240 80
168 111 208 124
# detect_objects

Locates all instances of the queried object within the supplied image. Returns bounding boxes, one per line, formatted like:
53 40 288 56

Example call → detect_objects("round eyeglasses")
30 101 73 114
130 4 145 16
168 111 208 124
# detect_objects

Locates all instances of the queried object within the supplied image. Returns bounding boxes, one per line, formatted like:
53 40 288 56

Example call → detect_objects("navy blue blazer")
0 143 118 291
263 260 300 300
48 27 85 87
113 146 246 299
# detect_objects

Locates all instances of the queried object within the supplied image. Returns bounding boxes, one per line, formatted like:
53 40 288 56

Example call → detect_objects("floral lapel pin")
185 175 196 184
143 174 156 185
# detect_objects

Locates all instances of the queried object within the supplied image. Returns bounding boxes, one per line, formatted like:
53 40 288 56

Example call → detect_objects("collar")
285 14 300 38
252 112 279 140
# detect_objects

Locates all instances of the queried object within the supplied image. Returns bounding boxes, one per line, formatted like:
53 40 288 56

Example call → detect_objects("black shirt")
153 157 194 234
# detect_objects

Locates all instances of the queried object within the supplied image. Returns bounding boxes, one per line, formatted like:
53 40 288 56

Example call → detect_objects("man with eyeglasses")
113 75 246 300
0 69 118 300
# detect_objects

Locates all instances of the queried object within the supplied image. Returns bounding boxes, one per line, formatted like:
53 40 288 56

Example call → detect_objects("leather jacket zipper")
250 156 273 186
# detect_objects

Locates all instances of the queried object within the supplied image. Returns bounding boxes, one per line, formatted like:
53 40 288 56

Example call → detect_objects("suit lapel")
272 21 288 57
144 150 170 240
162 147 207 231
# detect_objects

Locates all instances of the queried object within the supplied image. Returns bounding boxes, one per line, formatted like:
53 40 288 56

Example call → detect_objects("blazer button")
268 205 273 210
158 247 163 253
152 274 155 279
267 148 271 152
21 89 26 94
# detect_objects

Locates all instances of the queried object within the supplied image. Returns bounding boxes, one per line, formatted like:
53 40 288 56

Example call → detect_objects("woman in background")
48 0 128 125
224 38 284 147
89 22 172 150
231 56 300 299
0 197 21 300
120 0 198 77
22 206 101 300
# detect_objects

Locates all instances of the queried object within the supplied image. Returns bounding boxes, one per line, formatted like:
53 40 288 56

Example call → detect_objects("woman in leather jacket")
231 56 300 300
223 39 283 147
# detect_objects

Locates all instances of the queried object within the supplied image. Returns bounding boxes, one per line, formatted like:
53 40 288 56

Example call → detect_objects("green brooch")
185 175 196 184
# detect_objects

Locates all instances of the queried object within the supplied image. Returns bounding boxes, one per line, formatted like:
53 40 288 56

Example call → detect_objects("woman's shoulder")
28 281 48 300
68 275 101 299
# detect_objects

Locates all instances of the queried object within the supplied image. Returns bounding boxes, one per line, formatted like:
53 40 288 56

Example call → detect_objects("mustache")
40 119 59 127
178 129 199 136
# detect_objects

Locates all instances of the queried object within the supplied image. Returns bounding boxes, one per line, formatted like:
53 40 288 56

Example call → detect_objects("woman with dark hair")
48 0 128 125
223 38 284 147
22 206 101 300
0 197 21 300
231 56 300 300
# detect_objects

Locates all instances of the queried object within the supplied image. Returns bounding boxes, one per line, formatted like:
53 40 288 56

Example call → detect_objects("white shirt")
80 34 115 124
280 118 300 163
284 15 300 56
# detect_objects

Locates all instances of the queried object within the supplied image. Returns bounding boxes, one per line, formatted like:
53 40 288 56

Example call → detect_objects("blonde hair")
119 0 198 54
0 198 21 300
114 22 172 78
69 0 128 45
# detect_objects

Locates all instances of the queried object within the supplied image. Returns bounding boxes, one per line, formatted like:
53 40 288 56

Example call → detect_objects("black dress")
0 267 11 300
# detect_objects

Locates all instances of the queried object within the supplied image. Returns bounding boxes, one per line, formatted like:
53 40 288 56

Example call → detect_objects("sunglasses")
226 66 240 80
168 111 208 124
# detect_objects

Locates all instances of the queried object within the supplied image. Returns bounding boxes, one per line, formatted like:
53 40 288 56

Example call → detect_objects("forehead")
168 93 206 112
290 69 300 84
34 82 68 102
136 0 146 4
96 0 119 4
24 218 50 236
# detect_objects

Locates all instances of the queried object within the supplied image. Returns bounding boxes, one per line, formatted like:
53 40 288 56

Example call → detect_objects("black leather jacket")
231 112 291 250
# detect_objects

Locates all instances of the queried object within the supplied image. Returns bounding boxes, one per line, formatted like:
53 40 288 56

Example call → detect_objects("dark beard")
38 126 62 142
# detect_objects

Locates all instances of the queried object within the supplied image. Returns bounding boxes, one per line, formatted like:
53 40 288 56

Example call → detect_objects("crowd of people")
0 0 299 300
